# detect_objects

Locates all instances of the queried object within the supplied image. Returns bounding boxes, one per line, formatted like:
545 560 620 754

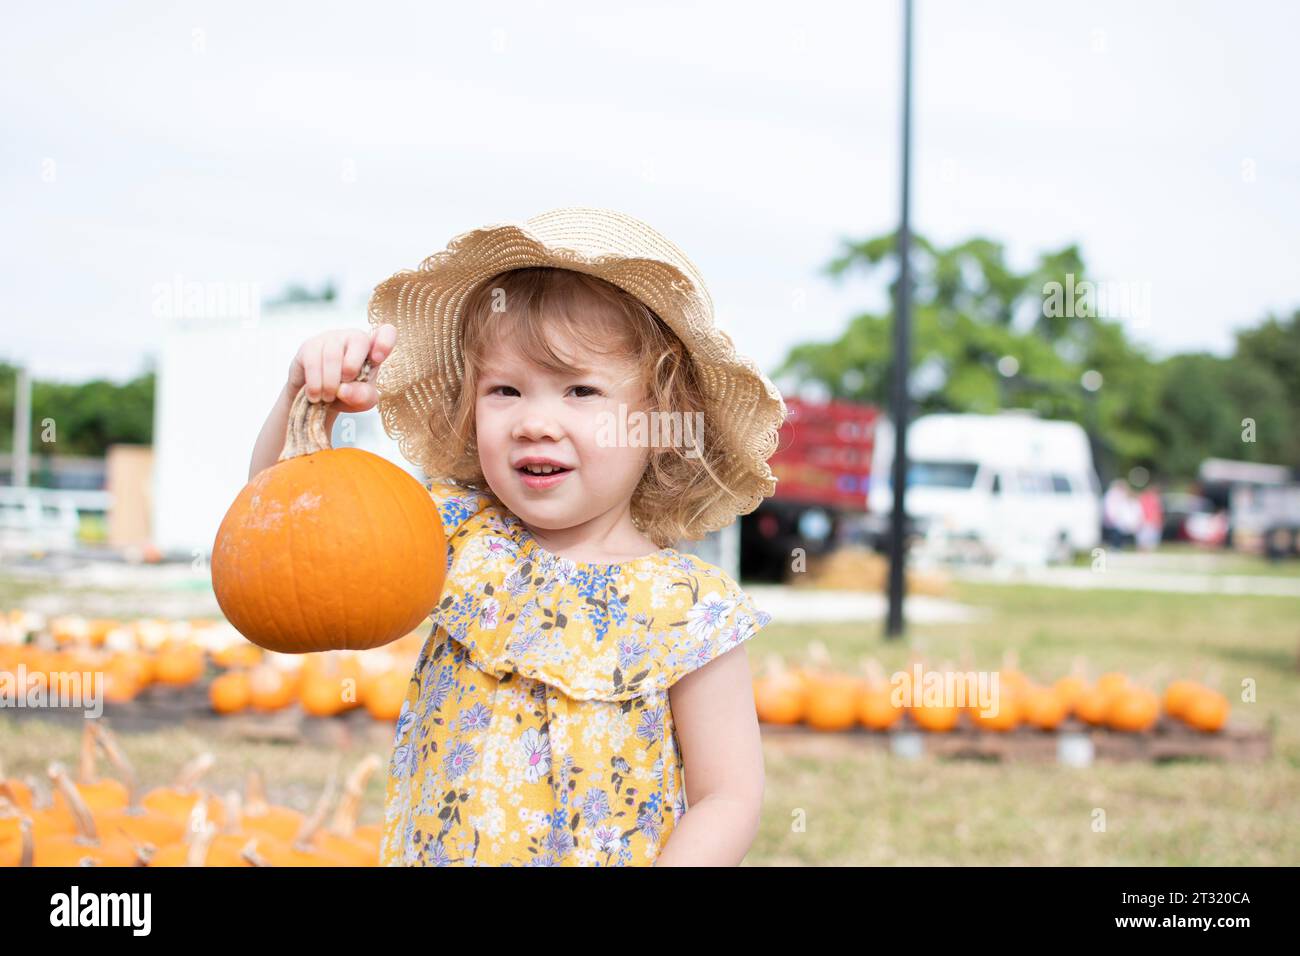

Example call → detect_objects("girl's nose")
511 408 564 443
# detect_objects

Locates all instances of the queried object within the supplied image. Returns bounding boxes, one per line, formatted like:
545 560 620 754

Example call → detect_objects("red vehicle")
740 396 880 582
768 397 878 510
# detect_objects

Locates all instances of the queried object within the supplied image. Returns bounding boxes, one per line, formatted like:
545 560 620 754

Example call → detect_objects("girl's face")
474 333 654 552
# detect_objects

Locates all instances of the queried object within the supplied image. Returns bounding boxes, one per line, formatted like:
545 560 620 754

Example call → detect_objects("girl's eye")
485 385 600 397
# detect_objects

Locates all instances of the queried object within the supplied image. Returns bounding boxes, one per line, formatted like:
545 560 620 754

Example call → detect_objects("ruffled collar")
432 508 764 702
502 509 682 571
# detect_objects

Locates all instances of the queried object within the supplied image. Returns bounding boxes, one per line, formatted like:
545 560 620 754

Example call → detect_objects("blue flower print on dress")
458 701 492 732
442 741 476 781
568 565 630 643
581 788 611 825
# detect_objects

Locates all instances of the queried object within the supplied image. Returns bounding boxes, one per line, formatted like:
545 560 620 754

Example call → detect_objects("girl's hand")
287 324 398 413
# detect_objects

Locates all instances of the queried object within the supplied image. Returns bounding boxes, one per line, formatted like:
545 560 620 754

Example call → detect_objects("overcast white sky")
3 0 1298 383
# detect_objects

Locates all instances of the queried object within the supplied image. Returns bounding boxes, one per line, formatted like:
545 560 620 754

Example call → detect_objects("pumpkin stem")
278 360 372 462
48 763 100 845
244 769 269 816
806 640 831 670
172 752 215 791
77 721 98 785
125 834 156 867
186 823 216 868
89 721 142 809
23 774 51 811
221 790 243 836
18 815 33 868
185 792 209 841
240 838 270 867
328 755 381 838
292 760 340 852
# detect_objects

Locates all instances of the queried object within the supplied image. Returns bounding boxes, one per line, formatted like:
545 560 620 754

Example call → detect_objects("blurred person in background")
1137 482 1164 551
1103 479 1140 549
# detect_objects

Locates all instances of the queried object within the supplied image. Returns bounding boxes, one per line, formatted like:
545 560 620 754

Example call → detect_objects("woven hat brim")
367 211 787 536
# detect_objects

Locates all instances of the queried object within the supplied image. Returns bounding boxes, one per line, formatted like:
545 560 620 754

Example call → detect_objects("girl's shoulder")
427 477 499 525
424 477 505 552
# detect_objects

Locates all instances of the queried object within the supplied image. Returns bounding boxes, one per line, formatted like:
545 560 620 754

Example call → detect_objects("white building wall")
153 301 415 556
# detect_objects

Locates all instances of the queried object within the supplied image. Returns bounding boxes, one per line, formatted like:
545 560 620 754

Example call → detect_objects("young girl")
247 208 787 866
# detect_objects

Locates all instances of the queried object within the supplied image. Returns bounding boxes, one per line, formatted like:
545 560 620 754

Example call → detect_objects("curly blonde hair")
436 267 747 547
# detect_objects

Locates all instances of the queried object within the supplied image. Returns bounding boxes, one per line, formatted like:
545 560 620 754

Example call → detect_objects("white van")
866 411 1102 564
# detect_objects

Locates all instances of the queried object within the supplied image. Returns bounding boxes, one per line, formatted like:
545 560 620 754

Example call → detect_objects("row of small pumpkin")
0 721 384 867
1 610 423 721
208 652 415 721
753 647 1232 734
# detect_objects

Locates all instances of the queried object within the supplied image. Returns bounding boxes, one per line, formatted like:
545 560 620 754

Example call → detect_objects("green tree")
0 360 155 461
775 230 1159 479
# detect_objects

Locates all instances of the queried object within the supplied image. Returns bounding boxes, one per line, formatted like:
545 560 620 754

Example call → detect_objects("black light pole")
885 0 914 639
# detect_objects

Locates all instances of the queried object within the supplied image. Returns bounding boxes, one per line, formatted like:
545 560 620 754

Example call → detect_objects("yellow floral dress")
379 479 773 867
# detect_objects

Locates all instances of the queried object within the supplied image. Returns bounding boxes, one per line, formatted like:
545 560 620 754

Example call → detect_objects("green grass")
749 582 1300 865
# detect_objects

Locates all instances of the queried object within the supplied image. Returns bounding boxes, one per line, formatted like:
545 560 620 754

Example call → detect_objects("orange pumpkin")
1162 679 1203 720
1052 674 1088 713
1096 672 1130 696
88 723 197 845
153 641 205 686
10 775 75 842
101 660 142 704
141 753 225 828
969 689 1021 732
753 658 806 725
242 771 304 843
107 651 154 693
146 823 217 867
210 671 252 714
0 757 33 813
317 756 383 866
206 791 276 866
54 724 129 817
804 674 862 732
1183 689 1230 732
0 801 34 868
365 669 411 721
248 665 296 712
1021 685 1069 730
856 684 904 731
213 641 263 670
210 365 447 654
1105 686 1160 732
300 663 352 718
36 764 142 867
247 774 349 867
1073 685 1114 726
910 701 960 732
149 794 252 867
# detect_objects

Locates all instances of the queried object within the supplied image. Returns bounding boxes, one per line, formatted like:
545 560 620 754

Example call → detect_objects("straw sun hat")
366 206 787 536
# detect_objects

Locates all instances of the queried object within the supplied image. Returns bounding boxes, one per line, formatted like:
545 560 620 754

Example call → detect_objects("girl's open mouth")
516 465 573 489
